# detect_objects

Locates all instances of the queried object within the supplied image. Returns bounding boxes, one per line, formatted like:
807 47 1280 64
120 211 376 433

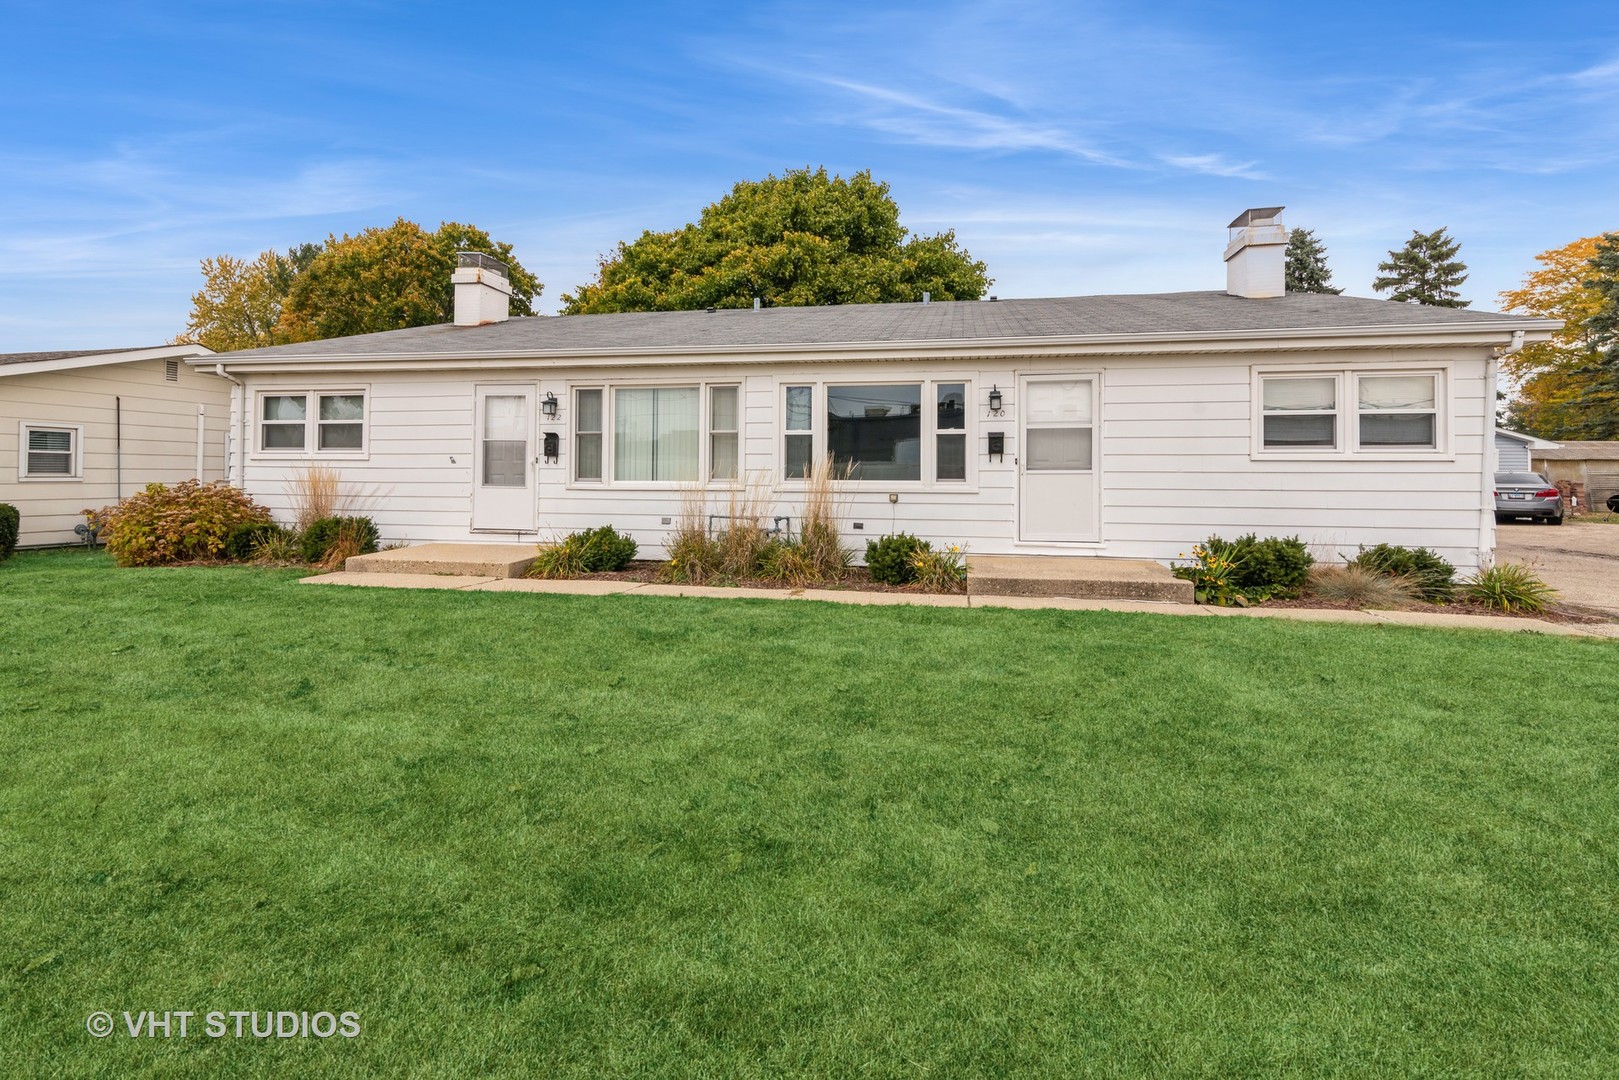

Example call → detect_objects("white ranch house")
204 209 1557 573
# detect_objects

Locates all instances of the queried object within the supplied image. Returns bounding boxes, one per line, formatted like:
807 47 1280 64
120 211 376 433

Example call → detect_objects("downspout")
214 364 246 487
115 396 122 501
1482 330 1526 567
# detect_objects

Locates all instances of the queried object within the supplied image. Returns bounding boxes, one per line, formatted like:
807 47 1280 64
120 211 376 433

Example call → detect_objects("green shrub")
0 502 18 562
529 525 639 579
224 521 289 562
1462 563 1557 613
866 533 927 585
301 516 378 564
88 480 273 567
1348 543 1456 602
1175 534 1313 603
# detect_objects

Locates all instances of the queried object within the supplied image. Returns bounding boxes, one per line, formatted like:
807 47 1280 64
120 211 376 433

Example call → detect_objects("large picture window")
784 380 972 485
828 384 922 481
256 390 367 455
614 387 699 482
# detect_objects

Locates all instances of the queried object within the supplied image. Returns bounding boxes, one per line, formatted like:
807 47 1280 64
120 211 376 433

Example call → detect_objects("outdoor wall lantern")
987 386 1004 415
542 392 558 418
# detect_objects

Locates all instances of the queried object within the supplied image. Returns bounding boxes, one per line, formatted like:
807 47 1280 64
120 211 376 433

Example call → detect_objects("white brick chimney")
452 251 513 326
1224 207 1286 298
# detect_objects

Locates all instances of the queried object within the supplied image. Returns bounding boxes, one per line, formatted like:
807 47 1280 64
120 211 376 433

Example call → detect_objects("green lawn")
2 549 1617 1078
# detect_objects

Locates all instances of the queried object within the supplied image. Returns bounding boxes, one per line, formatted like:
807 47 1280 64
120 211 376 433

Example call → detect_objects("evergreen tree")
1373 227 1470 307
1284 228 1342 294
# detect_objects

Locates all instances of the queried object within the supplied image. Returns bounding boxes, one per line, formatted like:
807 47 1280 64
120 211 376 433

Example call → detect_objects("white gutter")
1480 330 1528 566
214 364 247 487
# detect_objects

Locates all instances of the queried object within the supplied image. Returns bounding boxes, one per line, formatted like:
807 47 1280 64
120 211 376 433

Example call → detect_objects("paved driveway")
1496 521 1619 617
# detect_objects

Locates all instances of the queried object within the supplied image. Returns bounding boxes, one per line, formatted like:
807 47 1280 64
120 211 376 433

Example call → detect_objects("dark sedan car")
1495 472 1564 525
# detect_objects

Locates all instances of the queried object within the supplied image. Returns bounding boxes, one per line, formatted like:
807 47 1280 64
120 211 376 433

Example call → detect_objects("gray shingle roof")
0 348 150 366
212 291 1552 362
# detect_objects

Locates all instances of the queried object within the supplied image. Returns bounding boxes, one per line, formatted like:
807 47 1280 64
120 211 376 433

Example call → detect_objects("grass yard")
2 549 1618 1078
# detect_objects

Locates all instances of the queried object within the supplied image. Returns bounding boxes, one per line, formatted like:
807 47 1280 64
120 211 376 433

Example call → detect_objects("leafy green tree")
175 246 317 352
1501 232 1619 440
1373 227 1470 307
1284 228 1342 294
560 168 990 314
276 220 541 342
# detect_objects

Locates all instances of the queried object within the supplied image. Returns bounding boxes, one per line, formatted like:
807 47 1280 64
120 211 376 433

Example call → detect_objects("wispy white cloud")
1159 153 1270 180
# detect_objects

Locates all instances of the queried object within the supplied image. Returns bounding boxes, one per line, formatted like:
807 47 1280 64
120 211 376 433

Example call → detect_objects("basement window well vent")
165 360 179 381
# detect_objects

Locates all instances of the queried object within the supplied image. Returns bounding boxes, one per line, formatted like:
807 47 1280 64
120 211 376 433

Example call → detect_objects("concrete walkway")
299 571 1616 638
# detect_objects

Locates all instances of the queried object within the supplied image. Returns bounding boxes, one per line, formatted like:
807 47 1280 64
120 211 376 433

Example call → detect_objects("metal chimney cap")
1226 207 1285 229
456 251 508 277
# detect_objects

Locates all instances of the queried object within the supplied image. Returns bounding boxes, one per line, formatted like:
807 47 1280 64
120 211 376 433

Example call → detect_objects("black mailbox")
542 431 560 463
987 431 1005 461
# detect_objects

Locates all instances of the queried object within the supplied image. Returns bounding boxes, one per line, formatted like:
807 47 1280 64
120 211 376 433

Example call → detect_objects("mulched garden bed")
531 560 958 594
1258 596 1610 625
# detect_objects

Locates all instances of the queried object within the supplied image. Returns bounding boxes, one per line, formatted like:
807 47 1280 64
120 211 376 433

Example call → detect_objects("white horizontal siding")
232 347 1495 570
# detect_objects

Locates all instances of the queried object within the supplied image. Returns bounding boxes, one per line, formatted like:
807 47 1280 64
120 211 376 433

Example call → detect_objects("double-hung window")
1357 374 1437 450
257 390 367 455
1256 368 1445 455
19 423 81 480
784 380 972 484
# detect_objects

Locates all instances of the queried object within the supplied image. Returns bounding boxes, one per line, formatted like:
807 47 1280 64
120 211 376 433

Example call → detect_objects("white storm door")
472 385 537 531
1018 375 1099 542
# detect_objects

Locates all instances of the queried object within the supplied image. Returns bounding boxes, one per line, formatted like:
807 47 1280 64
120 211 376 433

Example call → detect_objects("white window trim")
18 422 84 481
774 376 979 491
1251 364 1453 461
251 388 369 460
563 379 742 490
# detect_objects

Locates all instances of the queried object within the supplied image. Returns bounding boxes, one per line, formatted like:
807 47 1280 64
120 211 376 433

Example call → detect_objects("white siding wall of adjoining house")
1494 432 1530 472
1 359 231 546
236 345 1493 571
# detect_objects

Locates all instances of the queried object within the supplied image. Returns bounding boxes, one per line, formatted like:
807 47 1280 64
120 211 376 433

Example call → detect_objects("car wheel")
1495 513 1509 524
1551 514 1565 525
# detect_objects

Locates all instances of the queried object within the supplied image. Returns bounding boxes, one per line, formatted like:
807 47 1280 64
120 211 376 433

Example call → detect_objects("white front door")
1018 375 1099 542
472 385 537 532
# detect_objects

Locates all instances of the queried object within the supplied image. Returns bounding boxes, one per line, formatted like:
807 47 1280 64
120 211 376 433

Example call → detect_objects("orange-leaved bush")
88 480 273 567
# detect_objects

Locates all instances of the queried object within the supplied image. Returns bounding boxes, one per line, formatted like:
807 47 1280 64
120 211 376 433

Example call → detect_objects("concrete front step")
344 542 538 579
967 555 1193 603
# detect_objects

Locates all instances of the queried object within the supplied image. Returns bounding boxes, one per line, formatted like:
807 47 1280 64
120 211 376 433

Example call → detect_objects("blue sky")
2 1 1616 350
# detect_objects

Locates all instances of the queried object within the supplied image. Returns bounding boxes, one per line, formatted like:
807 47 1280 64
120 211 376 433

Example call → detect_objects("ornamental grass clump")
793 455 854 580
1305 564 1419 609
88 480 274 567
1462 563 1557 613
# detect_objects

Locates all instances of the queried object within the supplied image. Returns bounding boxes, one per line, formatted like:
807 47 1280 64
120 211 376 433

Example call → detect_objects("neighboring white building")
1 345 225 547
204 212 1559 573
